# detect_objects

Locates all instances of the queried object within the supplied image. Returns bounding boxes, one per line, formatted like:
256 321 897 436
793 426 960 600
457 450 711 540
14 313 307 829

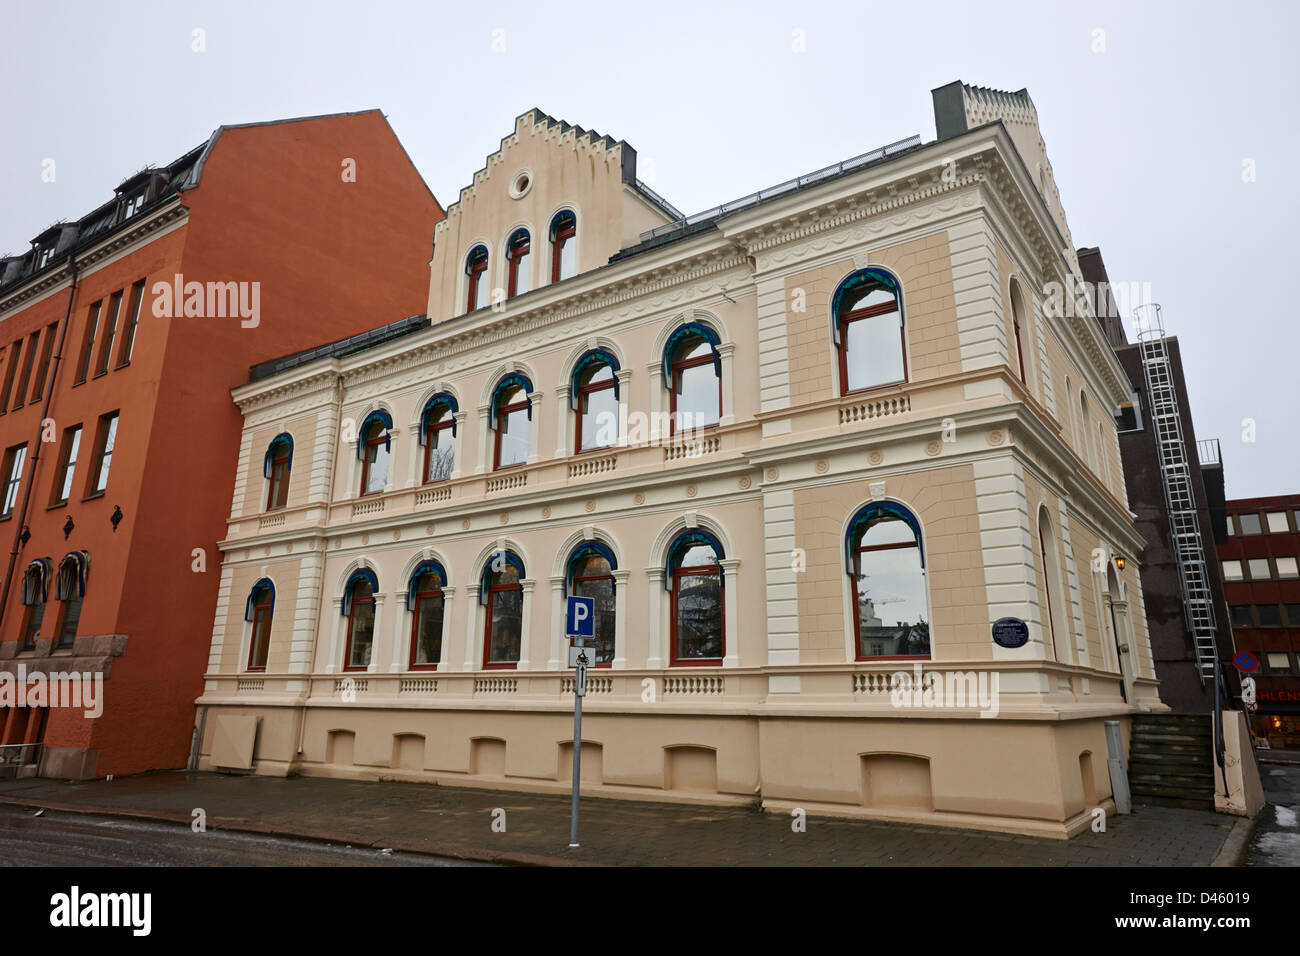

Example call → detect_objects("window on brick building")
1222 560 1243 581
19 558 51 650
1277 557 1299 579
86 412 118 496
1230 605 1253 627
1266 512 1290 533
51 425 82 506
1247 558 1271 580
2 444 27 516
1239 513 1262 535
1258 605 1282 627
54 551 89 651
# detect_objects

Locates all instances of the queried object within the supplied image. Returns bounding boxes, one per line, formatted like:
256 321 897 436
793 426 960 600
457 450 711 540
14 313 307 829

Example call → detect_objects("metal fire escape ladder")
1134 305 1218 680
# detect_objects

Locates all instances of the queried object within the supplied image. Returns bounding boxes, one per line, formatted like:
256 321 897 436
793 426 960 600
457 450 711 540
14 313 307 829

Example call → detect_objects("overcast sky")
2 0 1295 498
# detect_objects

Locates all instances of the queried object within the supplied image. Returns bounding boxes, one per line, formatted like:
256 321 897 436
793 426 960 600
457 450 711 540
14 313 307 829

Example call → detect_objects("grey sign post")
565 595 595 848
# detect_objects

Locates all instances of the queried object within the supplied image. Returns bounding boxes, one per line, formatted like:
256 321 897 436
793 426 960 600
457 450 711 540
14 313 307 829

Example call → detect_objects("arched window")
506 228 531 298
1009 279 1028 384
845 502 929 660
480 551 525 668
54 550 89 651
19 558 52 651
407 560 446 670
264 433 293 511
1038 508 1065 661
245 578 274 671
490 374 532 470
420 394 458 483
550 211 576 283
666 530 724 665
662 323 721 436
357 410 392 496
465 244 490 312
567 542 616 666
572 350 620 453
832 268 906 394
1079 392 1094 469
342 569 378 671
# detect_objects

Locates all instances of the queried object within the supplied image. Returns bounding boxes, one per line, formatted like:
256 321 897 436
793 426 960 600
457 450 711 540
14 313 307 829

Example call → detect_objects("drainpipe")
0 254 78 632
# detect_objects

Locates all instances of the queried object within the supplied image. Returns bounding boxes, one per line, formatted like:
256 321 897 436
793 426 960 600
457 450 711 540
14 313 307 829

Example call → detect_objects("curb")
0 795 592 868
1209 814 1259 867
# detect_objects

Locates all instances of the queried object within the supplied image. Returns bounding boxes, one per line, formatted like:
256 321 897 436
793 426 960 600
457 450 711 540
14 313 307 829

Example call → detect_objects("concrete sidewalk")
0 771 1246 866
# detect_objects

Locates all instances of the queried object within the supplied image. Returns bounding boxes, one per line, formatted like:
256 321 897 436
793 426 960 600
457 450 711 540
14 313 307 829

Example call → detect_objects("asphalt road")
0 805 486 866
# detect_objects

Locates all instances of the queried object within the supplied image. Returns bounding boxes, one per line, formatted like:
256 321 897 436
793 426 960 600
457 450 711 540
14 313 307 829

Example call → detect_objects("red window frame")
574 363 616 454
482 577 523 670
466 250 488 312
266 443 291 510
851 534 928 662
343 584 375 672
408 580 445 671
669 559 724 667
507 232 530 299
571 565 615 667
359 421 388 497
247 589 273 671
836 294 907 397
492 392 530 471
423 406 455 483
668 339 721 437
551 219 575 283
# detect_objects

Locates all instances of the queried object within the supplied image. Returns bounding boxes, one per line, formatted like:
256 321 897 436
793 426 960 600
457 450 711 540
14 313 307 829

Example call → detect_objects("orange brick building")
0 110 442 778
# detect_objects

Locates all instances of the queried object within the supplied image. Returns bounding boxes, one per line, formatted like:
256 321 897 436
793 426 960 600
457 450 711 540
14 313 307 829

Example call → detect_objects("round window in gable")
509 169 533 199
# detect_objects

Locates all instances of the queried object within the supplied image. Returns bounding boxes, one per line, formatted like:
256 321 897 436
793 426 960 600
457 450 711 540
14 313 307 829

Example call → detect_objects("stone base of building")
195 702 1132 838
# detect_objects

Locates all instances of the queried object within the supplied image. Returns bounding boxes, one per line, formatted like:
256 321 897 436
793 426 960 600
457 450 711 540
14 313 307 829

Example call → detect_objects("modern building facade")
1219 495 1300 748
196 85 1162 838
0 110 443 778
1088 250 1236 714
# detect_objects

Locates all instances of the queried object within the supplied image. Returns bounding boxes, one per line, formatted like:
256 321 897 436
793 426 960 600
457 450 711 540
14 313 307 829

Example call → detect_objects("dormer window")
465 245 490 312
34 244 56 271
119 191 146 222
550 211 576 283
506 229 531 299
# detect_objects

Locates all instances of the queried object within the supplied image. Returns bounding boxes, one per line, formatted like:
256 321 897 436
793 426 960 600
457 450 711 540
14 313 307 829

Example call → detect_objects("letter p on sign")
566 595 595 637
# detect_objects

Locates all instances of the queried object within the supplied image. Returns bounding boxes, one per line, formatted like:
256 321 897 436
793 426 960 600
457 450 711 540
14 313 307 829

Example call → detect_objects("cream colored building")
196 84 1164 838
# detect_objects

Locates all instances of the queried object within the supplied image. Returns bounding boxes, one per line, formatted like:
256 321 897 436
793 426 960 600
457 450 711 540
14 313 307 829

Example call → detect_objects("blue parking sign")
566 595 595 637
